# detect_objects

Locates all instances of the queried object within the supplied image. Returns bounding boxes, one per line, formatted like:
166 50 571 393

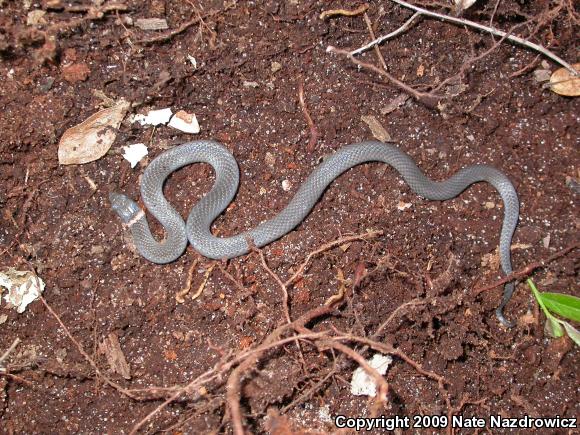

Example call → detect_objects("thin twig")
371 298 429 338
385 0 578 75
136 7 226 44
352 12 420 56
257 249 291 324
361 13 389 72
175 259 199 303
40 295 139 399
286 230 383 287
334 334 446 385
327 46 441 108
0 338 21 366
473 242 579 294
14 257 140 400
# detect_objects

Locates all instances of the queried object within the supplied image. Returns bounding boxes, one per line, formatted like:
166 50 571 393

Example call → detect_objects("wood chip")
380 94 410 115
135 18 169 31
361 115 391 142
98 332 131 379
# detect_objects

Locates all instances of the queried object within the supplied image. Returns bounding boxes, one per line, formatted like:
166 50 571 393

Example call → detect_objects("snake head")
109 192 141 224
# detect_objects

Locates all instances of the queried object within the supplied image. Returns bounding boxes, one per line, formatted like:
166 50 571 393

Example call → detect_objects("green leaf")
560 321 580 347
539 292 580 322
544 317 565 338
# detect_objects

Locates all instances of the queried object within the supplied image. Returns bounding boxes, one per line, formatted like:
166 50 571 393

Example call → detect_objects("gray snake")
109 140 519 326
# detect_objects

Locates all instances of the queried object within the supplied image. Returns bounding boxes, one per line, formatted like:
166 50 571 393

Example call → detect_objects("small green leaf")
560 321 580 347
539 292 580 322
544 317 565 338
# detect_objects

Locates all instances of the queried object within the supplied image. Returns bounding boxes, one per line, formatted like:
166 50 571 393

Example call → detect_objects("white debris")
0 269 45 314
318 405 332 423
281 180 292 191
350 354 392 397
187 55 197 69
397 201 412 211
543 234 551 249
168 110 200 134
122 143 148 168
27 9 46 25
132 107 173 126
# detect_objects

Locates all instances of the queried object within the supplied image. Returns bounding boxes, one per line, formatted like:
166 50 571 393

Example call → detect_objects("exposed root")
319 5 370 20
297 79 319 153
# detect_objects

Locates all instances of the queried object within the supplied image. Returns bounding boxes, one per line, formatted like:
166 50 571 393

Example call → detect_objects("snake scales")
110 140 519 326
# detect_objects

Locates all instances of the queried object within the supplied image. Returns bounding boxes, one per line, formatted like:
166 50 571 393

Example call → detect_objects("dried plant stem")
358 0 578 75
352 12 420 56
327 46 441 107
0 338 21 366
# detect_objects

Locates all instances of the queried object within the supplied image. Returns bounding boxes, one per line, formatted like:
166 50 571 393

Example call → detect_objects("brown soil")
0 1 578 434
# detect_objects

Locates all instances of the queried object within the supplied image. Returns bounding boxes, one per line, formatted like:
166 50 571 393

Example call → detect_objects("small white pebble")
282 180 291 191
397 201 412 211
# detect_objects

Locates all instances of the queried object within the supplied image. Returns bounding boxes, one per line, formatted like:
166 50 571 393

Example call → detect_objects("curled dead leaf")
58 99 130 165
549 63 580 97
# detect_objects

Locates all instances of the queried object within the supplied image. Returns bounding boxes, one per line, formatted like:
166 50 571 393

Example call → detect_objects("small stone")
259 187 267 195
542 234 551 249
484 202 495 209
281 180 291 191
533 69 551 83
243 81 259 88
264 152 275 167
90 245 105 255
38 76 55 92
55 348 67 363
27 10 46 25
271 61 282 73
62 63 91 83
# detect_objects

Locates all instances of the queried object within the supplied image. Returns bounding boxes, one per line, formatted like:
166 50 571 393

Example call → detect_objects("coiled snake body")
110 140 519 326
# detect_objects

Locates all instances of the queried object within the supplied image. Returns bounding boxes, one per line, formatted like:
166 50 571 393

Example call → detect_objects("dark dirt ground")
0 0 579 433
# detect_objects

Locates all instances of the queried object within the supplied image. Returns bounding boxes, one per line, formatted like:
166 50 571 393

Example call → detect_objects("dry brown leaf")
549 63 580 97
98 332 131 379
58 99 130 165
361 115 391 142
